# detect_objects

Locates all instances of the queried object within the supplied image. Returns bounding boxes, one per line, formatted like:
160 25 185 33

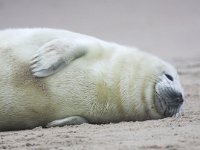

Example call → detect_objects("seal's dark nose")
174 93 184 104
167 92 184 106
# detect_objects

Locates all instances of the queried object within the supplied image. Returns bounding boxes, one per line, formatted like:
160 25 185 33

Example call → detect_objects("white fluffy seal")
0 28 184 131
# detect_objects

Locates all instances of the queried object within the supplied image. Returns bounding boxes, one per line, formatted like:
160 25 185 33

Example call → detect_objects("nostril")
175 96 184 103
180 94 184 103
180 97 184 103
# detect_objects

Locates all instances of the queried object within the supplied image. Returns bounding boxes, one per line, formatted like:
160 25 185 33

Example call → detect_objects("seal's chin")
163 102 183 117
154 90 184 117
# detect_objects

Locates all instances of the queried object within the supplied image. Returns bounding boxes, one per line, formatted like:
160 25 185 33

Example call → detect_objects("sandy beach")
0 0 200 149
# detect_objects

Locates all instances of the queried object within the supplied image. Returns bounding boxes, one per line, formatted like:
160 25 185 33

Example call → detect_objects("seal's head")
155 63 184 117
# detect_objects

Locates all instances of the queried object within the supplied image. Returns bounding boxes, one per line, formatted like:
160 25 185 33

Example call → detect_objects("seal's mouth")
155 90 184 117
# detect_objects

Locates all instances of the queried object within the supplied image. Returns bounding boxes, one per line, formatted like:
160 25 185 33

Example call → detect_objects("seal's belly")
44 55 139 124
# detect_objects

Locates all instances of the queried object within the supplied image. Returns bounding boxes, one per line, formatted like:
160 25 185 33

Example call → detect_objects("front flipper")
31 39 87 77
46 116 88 128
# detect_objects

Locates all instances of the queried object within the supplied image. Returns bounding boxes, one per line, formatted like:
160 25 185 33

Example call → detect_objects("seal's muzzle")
155 72 184 117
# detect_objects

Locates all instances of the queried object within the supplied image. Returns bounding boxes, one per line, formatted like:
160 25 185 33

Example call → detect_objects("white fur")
0 28 183 130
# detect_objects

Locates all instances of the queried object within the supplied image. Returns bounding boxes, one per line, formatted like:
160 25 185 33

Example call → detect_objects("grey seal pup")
0 28 184 131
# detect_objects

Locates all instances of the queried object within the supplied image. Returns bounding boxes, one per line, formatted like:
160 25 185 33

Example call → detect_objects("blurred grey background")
0 0 199 61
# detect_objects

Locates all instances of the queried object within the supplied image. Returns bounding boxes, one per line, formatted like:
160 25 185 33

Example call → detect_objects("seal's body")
0 29 184 131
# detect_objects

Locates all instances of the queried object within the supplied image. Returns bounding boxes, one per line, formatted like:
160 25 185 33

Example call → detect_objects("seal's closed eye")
165 74 174 81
